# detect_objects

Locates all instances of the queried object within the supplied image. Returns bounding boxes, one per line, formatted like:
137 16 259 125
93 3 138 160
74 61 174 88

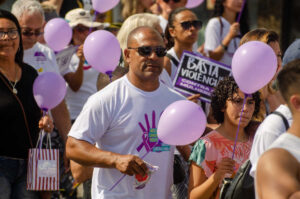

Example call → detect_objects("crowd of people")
0 0 300 199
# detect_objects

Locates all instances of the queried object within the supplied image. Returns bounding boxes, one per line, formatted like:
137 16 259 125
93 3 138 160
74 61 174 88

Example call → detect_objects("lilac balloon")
92 0 120 13
185 0 205 8
33 72 67 111
44 18 72 52
157 100 207 146
232 41 277 94
83 30 120 73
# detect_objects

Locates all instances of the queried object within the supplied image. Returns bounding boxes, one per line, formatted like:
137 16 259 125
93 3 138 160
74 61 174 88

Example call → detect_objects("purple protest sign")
173 51 231 103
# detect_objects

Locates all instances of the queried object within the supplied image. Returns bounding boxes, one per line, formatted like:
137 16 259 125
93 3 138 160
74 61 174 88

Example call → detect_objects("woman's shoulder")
21 62 38 77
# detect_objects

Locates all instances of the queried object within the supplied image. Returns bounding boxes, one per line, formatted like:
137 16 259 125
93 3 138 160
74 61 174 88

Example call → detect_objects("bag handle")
0 73 34 148
36 131 52 150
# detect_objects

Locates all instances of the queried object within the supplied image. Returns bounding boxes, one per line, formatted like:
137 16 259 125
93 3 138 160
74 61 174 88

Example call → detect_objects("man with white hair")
11 0 71 171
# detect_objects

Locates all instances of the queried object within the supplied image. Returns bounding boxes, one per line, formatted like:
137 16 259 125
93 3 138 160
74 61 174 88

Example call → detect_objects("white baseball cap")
65 8 104 29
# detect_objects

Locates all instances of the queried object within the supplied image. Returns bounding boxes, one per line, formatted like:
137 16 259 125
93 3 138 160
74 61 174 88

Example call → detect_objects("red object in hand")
135 174 148 182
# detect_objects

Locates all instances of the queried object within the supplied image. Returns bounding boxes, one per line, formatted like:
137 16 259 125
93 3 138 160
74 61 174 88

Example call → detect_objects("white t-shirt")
64 54 99 120
249 105 293 177
204 17 240 66
167 48 180 81
68 75 185 199
160 68 173 88
23 42 60 75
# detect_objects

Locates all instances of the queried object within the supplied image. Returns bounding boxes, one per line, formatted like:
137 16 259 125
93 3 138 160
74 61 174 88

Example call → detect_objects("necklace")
0 64 19 94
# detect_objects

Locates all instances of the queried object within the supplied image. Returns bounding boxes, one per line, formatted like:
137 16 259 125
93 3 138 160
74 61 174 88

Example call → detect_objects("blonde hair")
117 13 160 51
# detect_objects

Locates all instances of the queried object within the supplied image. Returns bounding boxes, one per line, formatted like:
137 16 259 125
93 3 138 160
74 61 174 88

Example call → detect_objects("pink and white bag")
27 132 59 191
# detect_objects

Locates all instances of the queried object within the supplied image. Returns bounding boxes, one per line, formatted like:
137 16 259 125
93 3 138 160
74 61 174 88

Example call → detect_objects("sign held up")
173 51 231 103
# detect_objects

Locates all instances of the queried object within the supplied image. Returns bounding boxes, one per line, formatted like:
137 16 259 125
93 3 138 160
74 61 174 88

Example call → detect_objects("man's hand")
115 154 149 176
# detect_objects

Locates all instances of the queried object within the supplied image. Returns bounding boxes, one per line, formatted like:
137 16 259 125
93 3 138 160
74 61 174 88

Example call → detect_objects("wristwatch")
221 43 228 51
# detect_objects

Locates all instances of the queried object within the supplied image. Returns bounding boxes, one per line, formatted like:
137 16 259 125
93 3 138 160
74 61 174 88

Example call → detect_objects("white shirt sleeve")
204 17 222 52
68 93 112 144
249 115 287 177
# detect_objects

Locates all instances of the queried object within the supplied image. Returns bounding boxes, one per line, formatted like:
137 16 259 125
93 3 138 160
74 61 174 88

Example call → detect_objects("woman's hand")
228 22 240 39
39 115 54 133
76 45 85 63
214 157 235 183
187 94 201 104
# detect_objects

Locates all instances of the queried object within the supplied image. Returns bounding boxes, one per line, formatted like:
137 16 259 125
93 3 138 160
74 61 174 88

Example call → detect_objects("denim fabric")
0 156 40 199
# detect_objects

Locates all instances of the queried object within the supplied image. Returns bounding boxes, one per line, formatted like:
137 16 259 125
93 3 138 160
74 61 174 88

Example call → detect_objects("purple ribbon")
231 93 248 160
236 0 247 23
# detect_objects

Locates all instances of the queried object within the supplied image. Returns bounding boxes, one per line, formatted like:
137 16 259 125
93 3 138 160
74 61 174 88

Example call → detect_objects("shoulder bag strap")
165 53 179 67
272 111 290 130
0 73 34 147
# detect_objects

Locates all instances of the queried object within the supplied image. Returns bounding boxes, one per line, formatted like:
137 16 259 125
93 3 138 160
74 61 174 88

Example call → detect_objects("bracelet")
221 43 228 51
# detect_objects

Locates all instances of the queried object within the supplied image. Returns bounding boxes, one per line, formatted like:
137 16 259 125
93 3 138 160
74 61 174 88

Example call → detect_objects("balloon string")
236 0 246 23
231 94 248 160
108 141 160 191
89 11 98 34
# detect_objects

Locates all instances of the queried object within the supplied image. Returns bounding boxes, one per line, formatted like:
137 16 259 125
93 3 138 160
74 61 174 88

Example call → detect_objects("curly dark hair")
211 76 261 124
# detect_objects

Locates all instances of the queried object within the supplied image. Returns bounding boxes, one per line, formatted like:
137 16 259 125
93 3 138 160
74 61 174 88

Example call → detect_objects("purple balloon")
83 30 120 73
92 0 120 13
157 100 207 146
33 72 67 111
185 0 204 8
232 41 277 94
44 18 72 52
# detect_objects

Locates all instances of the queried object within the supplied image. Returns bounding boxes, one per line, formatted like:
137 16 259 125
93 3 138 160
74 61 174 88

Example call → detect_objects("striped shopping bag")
27 132 59 191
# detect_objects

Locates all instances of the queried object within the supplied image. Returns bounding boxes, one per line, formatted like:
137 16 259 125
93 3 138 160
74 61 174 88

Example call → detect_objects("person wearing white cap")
63 8 104 123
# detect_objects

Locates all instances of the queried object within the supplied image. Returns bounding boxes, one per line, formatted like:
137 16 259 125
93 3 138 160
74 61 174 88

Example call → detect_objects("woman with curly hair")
188 76 260 199
203 0 249 66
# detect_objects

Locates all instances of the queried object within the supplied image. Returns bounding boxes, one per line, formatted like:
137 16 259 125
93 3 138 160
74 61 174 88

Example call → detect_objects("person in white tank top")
256 60 300 199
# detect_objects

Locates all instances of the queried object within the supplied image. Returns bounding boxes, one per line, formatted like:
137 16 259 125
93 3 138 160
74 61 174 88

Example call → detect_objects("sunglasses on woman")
180 20 202 30
163 0 181 3
128 46 166 57
74 26 97 33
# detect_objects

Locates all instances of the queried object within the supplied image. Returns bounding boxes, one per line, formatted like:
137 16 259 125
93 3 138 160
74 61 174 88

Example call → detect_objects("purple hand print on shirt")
136 111 170 153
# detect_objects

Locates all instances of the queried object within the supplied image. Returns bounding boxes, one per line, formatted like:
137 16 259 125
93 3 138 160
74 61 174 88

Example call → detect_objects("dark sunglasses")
180 20 202 30
0 29 18 40
74 26 97 33
128 46 166 57
163 0 181 3
21 29 43 37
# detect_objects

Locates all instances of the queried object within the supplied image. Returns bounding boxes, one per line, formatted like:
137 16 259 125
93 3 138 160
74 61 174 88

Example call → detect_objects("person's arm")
42 0 63 14
64 45 84 92
66 137 149 176
51 100 71 143
70 160 93 183
256 148 300 199
188 158 235 199
206 22 240 61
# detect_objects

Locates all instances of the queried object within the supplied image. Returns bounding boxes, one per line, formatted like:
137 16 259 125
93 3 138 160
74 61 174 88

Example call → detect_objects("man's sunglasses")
163 0 181 3
180 20 202 30
128 46 166 57
21 29 43 37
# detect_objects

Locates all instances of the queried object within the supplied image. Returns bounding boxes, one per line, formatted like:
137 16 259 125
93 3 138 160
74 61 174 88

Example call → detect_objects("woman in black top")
0 9 53 199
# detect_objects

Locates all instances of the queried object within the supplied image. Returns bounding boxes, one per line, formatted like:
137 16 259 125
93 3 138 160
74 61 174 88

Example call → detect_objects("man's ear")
290 94 300 111
124 48 131 63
